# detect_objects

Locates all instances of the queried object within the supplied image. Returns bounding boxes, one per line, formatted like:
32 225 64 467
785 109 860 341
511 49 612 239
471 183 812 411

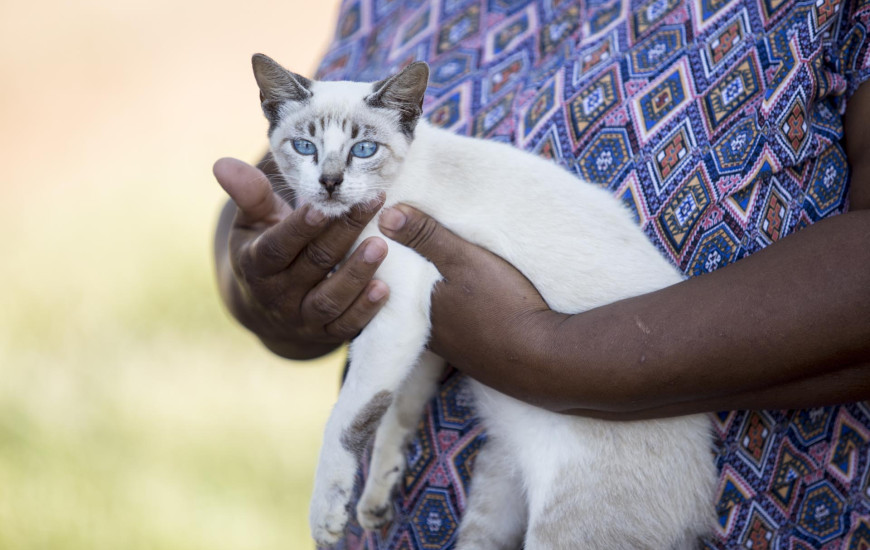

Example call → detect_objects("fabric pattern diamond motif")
313 1 870 547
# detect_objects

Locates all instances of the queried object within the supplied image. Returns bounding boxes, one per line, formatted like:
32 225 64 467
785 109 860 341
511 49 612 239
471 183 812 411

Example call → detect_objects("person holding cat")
214 0 870 547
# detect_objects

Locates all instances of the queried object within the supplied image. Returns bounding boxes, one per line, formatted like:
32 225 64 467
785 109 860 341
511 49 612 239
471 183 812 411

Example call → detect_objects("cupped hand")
213 157 389 359
378 205 565 404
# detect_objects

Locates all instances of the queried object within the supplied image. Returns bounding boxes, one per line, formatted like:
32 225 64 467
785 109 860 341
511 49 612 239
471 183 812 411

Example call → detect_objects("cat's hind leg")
356 350 445 530
454 434 527 550
521 417 714 550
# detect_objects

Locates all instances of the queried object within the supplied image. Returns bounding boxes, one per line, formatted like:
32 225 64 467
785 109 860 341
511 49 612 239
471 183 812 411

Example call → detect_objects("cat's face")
252 54 429 217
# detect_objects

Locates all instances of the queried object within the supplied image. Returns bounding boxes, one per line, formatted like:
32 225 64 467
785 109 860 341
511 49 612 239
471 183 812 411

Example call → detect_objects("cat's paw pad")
310 484 352 546
357 499 394 531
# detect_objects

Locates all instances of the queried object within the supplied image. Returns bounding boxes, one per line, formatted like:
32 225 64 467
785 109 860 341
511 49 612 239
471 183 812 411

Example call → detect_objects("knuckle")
325 319 357 339
342 258 374 287
405 217 441 250
302 242 340 271
279 216 311 242
252 235 288 267
305 291 343 321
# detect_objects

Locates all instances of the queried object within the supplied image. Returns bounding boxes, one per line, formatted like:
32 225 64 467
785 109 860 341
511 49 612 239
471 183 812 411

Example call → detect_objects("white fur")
266 79 716 549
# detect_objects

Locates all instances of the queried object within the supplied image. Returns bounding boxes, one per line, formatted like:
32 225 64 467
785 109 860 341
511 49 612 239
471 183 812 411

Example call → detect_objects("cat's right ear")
252 53 313 125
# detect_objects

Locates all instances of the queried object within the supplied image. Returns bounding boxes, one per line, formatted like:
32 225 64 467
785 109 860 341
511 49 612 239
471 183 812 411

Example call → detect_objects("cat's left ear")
366 61 429 135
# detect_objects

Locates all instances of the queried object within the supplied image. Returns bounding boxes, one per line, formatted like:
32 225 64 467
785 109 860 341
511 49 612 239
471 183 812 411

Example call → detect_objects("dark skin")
213 155 389 360
214 83 870 420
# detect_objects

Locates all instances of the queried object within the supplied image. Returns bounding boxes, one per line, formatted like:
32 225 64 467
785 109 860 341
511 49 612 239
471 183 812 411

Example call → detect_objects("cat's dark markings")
340 391 394 459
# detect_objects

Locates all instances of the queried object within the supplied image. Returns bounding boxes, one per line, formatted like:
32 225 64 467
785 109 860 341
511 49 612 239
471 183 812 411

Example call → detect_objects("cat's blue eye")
351 141 378 158
293 139 316 156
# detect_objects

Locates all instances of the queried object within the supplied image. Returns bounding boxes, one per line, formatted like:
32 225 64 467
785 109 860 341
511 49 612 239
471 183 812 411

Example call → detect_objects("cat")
251 53 716 549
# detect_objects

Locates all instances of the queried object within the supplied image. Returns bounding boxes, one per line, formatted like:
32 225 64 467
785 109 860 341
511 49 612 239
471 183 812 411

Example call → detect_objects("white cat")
252 54 716 549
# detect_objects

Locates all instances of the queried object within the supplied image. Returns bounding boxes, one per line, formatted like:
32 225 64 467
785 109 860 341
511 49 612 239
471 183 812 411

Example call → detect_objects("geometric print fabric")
314 0 870 547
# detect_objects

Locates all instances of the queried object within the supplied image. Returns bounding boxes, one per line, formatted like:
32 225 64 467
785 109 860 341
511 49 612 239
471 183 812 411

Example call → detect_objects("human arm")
213 155 389 360
376 86 870 420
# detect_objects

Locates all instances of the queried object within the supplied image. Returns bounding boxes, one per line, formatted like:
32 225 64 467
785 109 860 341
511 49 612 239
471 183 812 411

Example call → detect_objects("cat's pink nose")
319 174 344 196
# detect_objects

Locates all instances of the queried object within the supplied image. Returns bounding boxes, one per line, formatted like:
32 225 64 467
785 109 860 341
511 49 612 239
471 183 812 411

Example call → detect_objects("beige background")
0 1 345 548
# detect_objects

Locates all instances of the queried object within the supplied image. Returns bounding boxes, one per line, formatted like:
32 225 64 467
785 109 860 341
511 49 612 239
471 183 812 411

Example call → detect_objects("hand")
378 205 565 405
213 157 390 359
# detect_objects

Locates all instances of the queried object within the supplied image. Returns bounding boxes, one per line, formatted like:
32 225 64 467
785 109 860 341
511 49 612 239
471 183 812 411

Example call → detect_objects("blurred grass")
0 0 343 548
0 181 348 550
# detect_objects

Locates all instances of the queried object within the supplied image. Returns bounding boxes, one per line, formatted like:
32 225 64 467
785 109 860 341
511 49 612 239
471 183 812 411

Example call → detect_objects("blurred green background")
0 1 343 548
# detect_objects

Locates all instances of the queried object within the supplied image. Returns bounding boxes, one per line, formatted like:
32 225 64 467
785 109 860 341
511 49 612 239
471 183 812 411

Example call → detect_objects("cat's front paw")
310 482 353 546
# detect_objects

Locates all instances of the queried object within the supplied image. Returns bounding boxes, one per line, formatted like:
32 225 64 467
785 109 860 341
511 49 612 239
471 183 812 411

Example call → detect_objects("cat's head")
252 54 429 217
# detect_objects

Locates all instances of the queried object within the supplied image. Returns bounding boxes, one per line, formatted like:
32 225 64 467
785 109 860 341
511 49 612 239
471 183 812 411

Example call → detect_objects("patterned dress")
314 0 870 547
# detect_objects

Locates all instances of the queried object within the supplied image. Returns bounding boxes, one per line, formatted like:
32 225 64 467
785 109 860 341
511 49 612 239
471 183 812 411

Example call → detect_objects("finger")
284 194 386 290
213 157 291 226
378 205 464 269
324 280 390 339
236 203 330 277
301 236 388 324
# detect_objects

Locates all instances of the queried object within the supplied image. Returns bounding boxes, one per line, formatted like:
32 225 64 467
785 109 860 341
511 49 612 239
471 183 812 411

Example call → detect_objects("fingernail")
379 208 406 232
305 206 326 226
367 282 388 302
363 240 387 263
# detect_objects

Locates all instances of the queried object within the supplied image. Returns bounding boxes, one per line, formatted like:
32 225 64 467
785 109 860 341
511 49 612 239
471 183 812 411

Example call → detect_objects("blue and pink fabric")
314 0 870 547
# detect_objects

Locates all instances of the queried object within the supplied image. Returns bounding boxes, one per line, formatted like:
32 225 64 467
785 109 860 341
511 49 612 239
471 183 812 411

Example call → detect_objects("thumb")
378 205 464 268
213 157 291 226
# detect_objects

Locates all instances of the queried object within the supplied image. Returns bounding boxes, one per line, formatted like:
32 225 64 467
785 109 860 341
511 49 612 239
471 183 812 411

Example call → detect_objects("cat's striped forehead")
293 115 379 141
273 79 403 142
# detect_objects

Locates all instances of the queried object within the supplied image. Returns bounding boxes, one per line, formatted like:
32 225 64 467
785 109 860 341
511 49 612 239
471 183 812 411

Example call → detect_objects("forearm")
527 87 870 416
497 210 870 415
566 361 870 420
